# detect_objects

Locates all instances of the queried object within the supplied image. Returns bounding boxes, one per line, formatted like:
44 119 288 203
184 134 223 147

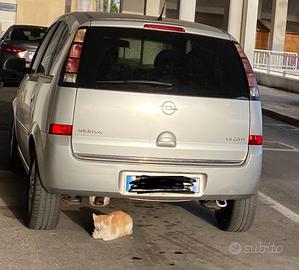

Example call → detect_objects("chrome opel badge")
161 101 178 115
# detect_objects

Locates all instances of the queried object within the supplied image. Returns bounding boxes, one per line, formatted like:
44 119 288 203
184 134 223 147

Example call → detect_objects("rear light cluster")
49 124 72 136
143 24 185 33
248 135 263 145
0 45 26 53
234 43 260 101
63 28 86 83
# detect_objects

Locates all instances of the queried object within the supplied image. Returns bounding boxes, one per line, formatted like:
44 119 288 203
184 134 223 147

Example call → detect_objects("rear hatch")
68 25 250 165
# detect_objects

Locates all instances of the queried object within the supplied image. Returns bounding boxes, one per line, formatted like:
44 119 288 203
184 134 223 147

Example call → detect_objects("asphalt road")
0 87 298 270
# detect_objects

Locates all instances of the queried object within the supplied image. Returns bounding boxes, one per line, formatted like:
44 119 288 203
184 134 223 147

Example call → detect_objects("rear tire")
27 156 61 230
215 194 257 232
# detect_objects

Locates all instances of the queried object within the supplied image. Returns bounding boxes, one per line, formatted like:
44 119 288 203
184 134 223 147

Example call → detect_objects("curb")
262 108 299 127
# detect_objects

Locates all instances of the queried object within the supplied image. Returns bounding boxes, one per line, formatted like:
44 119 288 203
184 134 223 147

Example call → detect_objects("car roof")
59 12 230 40
12 25 48 30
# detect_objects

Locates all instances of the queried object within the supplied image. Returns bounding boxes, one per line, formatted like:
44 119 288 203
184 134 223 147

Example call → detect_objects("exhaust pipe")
201 200 228 210
216 200 227 208
89 196 110 207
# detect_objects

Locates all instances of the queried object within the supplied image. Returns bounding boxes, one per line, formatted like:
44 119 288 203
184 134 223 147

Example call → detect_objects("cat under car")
92 210 133 241
63 195 132 241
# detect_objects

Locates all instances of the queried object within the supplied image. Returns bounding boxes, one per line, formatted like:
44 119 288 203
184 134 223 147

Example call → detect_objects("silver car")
9 12 262 231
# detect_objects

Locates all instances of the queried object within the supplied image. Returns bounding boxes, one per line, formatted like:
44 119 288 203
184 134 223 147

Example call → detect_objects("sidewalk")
259 85 299 127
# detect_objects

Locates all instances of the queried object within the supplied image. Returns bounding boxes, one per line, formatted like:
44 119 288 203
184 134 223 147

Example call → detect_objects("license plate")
125 175 199 193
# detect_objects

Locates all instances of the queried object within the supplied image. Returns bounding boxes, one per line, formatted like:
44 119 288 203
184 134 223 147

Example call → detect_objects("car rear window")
76 27 249 99
10 27 47 41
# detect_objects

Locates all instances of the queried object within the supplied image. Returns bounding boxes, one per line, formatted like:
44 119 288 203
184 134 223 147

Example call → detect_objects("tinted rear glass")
77 27 249 99
10 27 46 41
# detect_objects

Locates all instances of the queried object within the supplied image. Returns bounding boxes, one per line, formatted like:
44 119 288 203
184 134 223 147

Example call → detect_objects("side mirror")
3 58 26 74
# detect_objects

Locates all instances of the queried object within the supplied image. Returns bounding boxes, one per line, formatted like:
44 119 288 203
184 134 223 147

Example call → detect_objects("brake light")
65 57 80 73
248 135 263 145
69 43 83 58
63 28 86 83
234 43 260 100
144 24 185 33
49 124 73 136
0 45 26 53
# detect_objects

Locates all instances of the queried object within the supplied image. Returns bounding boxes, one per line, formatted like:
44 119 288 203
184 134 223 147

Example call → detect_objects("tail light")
144 24 185 33
49 124 73 136
248 135 262 145
234 43 260 101
0 45 26 53
63 28 86 83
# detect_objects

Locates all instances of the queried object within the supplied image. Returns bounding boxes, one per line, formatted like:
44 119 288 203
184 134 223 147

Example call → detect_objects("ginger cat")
92 210 133 241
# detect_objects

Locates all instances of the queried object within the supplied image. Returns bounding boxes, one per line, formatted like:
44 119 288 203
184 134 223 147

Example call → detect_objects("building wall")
166 8 177 19
262 0 299 22
255 30 270 49
195 12 224 29
70 0 96 12
121 0 144 15
255 29 299 54
285 32 299 54
0 0 16 33
15 0 66 27
166 0 227 29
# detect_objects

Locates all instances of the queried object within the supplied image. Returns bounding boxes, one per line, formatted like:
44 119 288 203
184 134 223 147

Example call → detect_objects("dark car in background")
0 25 47 85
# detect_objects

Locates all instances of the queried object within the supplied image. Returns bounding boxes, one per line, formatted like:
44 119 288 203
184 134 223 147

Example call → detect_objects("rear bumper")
38 133 262 201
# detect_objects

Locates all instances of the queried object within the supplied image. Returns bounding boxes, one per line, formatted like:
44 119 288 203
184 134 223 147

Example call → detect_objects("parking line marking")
263 141 297 150
276 141 298 150
258 192 299 224
263 148 299 152
263 124 299 130
264 124 293 127
263 140 298 152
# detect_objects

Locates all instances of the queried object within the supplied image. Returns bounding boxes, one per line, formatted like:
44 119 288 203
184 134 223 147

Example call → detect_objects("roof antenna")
157 0 166 21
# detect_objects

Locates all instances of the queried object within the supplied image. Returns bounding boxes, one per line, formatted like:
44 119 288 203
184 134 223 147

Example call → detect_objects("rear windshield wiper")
96 80 173 88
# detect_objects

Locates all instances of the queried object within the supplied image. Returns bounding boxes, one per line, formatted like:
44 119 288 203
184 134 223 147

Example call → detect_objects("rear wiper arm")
96 80 173 88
